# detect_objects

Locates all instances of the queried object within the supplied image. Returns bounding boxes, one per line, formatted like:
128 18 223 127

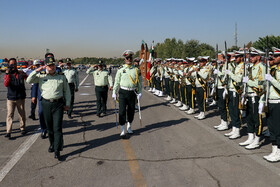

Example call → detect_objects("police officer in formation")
63 58 79 119
112 50 142 138
27 56 71 160
86 59 113 117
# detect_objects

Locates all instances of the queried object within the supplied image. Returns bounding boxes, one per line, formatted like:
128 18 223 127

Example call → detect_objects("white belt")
269 99 280 104
229 88 236 92
218 86 224 89
120 86 135 91
247 92 257 97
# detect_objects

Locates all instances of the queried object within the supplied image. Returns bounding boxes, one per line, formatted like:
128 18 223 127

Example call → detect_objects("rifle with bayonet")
211 44 219 99
264 36 270 112
241 45 248 109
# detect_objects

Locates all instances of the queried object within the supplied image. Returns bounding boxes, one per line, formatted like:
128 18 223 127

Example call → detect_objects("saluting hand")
36 65 46 72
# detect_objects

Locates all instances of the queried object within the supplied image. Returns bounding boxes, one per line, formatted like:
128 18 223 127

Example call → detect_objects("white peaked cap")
249 47 265 55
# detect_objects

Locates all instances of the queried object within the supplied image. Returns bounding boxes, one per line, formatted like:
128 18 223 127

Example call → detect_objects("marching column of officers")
148 46 280 163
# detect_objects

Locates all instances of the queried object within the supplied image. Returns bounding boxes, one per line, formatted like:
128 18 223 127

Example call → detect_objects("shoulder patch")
40 71 46 74
118 65 123 69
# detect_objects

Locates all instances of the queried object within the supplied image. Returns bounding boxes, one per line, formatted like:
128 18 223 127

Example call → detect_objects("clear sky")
1 0 279 59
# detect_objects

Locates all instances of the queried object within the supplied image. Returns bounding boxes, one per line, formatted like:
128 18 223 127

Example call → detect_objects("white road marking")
78 75 89 88
0 130 40 182
79 93 91 96
0 74 92 182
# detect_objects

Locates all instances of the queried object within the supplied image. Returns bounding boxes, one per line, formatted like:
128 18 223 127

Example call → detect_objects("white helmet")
33 59 41 65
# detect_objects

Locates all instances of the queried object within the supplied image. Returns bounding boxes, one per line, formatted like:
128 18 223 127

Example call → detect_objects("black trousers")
118 88 136 126
267 103 280 147
228 91 241 128
186 85 195 108
156 77 162 91
246 96 263 136
217 89 228 122
175 81 180 101
180 85 186 104
30 84 37 116
68 83 75 116
170 81 175 98
95 86 108 115
42 98 64 152
196 87 206 112
164 78 170 96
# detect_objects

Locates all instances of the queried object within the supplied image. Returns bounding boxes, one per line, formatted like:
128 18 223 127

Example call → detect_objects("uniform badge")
123 70 126 73
97 73 99 75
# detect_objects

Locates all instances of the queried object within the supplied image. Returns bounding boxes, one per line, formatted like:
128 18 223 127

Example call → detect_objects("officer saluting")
86 59 113 117
112 50 142 138
63 58 79 119
27 57 71 160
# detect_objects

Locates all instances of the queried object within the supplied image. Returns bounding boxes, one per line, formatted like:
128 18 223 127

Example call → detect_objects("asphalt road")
0 69 280 187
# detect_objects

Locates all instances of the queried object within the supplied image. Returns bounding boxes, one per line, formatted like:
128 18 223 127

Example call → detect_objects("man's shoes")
21 130 27 135
5 133 11 139
68 115 73 119
97 113 103 118
28 114 36 120
48 145 54 153
54 151 61 160
41 131 47 139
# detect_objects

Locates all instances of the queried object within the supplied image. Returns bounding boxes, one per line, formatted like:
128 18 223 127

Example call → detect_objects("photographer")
4 58 28 139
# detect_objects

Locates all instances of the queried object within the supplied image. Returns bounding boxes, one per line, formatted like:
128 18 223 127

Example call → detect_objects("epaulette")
118 65 123 69
40 71 46 74
58 72 64 75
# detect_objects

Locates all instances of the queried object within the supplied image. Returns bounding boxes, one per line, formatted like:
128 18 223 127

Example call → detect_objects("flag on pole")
146 41 155 80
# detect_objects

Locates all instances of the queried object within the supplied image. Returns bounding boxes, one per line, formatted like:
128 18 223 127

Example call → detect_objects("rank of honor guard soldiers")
146 46 280 163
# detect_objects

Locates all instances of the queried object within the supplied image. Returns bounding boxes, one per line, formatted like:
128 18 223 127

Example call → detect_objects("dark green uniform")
86 66 113 116
27 70 71 154
63 67 79 117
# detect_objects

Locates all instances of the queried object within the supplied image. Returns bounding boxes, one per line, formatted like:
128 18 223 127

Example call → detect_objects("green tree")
252 35 280 51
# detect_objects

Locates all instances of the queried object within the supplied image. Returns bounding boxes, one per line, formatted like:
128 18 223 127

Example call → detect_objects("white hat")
234 48 246 56
187 57 195 61
272 47 280 55
122 50 134 57
33 59 41 65
249 47 264 55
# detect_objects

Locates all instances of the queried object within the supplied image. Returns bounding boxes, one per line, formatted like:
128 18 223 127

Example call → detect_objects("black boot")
54 151 61 160
48 145 54 153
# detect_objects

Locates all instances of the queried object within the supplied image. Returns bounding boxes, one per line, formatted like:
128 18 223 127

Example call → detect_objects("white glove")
210 88 215 96
222 89 228 99
137 93 142 100
213 69 219 75
112 93 117 100
243 76 249 83
225 70 230 75
258 102 264 114
265 74 273 82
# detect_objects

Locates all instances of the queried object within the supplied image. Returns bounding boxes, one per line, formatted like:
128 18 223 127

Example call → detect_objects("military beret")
45 57 55 66
122 50 134 58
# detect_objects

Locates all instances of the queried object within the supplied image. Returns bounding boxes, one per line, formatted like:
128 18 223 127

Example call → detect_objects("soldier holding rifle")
240 47 265 149
261 47 280 162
